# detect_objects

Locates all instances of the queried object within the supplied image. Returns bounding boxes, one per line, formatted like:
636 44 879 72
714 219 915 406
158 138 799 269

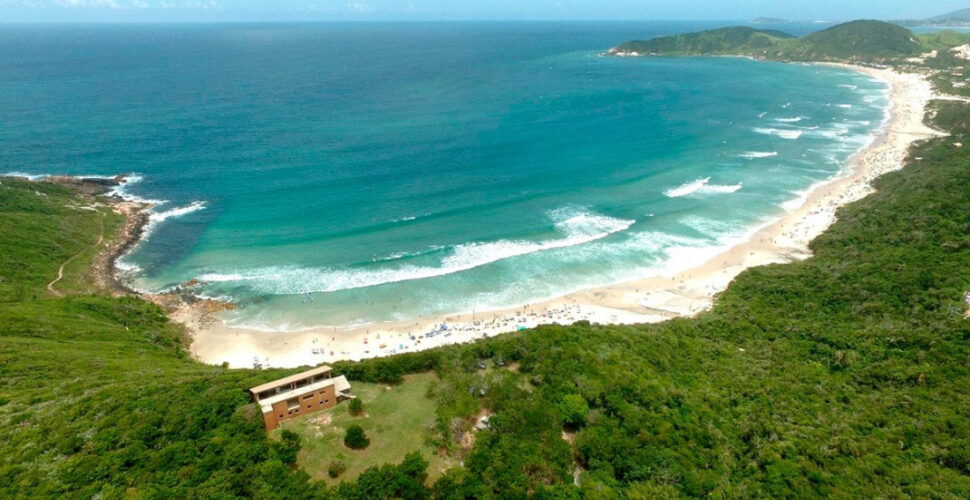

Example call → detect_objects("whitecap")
199 207 635 294
753 127 802 140
774 116 807 123
664 177 742 197
700 183 742 194
148 201 206 227
664 177 710 197
738 151 778 159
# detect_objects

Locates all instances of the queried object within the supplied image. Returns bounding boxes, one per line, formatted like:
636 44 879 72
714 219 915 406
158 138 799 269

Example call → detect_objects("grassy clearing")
276 372 456 485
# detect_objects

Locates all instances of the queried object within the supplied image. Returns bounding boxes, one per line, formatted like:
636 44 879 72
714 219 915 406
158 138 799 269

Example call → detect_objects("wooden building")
248 365 353 430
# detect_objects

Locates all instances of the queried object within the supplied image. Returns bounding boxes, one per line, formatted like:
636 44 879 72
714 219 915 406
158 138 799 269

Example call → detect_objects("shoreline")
26 175 154 296
182 63 944 369
49 63 942 369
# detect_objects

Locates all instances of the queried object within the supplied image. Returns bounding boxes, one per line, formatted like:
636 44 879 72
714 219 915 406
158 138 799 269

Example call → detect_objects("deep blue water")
0 22 888 329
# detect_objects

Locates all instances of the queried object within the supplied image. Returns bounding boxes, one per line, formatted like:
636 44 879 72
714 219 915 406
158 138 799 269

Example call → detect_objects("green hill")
794 20 922 59
611 20 924 62
609 26 794 56
899 7 970 27
928 7 970 24
0 178 438 498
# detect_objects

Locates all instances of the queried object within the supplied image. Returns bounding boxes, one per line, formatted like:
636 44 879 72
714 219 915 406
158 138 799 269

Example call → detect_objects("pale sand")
183 65 945 369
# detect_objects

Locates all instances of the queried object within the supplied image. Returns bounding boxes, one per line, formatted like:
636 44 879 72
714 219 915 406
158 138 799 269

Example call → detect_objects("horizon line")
0 18 853 25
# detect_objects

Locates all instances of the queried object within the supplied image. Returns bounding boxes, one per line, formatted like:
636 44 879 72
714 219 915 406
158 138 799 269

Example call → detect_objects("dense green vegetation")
0 179 318 498
610 26 792 56
2 57 970 499
611 20 924 62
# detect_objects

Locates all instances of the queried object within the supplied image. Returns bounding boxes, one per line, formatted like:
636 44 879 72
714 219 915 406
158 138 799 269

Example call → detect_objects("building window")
287 397 300 411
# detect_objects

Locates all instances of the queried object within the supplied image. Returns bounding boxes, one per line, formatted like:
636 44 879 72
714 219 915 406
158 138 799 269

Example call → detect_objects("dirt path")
47 213 105 297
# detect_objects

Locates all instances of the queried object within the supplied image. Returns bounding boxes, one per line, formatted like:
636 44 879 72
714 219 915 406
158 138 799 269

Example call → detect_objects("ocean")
0 22 888 330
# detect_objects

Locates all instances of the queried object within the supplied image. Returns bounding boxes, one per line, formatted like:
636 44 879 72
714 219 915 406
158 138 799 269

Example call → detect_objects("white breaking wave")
774 116 807 123
664 177 742 198
837 84 858 90
199 207 635 294
2 171 48 181
701 183 743 194
108 174 166 205
114 259 143 273
116 200 208 274
664 177 711 197
835 104 853 109
148 201 207 227
753 127 802 140
738 151 778 159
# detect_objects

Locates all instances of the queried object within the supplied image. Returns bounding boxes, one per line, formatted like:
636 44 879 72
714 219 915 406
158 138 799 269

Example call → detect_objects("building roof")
257 375 352 414
333 375 351 393
248 365 333 394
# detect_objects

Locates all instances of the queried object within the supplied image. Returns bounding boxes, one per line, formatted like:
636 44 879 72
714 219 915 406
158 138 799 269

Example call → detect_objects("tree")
348 397 364 416
559 394 589 428
344 425 370 449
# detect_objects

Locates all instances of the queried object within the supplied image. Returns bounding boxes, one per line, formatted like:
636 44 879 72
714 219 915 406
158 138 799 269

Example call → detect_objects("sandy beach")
176 64 944 369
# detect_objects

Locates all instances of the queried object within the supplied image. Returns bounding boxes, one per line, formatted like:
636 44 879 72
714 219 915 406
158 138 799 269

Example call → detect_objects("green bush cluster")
344 425 370 449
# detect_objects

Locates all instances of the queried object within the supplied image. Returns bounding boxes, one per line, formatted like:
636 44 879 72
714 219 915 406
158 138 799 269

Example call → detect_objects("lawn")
274 371 455 485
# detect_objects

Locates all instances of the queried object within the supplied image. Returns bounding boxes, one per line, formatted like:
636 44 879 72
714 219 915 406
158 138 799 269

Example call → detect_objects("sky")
0 0 967 23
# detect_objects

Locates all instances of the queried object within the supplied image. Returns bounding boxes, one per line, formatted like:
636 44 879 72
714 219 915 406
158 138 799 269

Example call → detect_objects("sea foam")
664 177 742 198
738 151 778 159
753 127 803 140
199 207 635 294
108 174 166 205
2 171 48 181
774 116 807 123
148 201 207 227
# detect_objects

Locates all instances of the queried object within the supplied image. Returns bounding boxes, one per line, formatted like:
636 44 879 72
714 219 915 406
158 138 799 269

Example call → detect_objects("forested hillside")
2 73 969 500
610 20 924 62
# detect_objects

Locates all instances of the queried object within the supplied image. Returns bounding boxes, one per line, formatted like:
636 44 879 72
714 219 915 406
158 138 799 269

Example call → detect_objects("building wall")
260 385 339 431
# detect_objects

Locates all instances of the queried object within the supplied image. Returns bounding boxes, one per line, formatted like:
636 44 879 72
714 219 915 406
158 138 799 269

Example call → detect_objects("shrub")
559 394 589 427
348 397 364 416
328 460 347 478
344 425 370 449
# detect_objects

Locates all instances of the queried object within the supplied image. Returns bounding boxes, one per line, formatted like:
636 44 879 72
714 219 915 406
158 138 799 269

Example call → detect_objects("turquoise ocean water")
0 23 888 330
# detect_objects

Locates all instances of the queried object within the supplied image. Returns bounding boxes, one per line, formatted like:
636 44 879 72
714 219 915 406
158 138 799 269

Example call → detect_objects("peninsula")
608 20 925 61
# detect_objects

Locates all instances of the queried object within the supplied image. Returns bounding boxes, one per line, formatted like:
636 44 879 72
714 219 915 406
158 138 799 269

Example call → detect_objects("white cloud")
36 0 218 9
346 2 376 13
54 0 124 8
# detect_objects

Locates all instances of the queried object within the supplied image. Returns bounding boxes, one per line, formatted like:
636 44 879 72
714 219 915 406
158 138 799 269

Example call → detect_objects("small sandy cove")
182 64 944 369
